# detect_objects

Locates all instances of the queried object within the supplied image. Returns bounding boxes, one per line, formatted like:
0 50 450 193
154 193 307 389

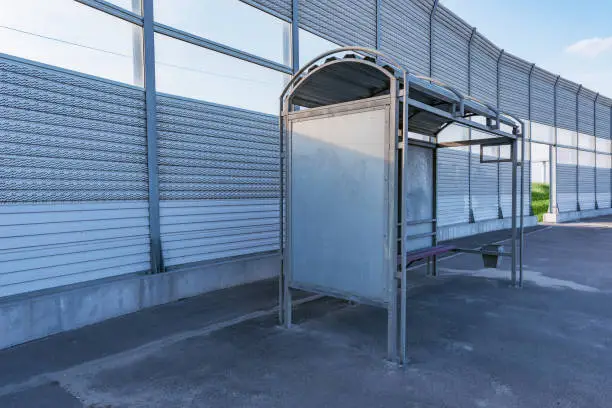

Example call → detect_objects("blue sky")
442 0 612 96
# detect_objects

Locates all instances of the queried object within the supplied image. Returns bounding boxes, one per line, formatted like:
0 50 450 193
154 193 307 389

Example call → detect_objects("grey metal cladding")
499 53 529 118
556 79 580 131
578 152 596 210
557 164 577 212
596 154 611 207
437 148 470 226
432 6 471 93
0 55 147 203
578 89 596 135
531 67 555 126
157 94 280 200
470 149 498 221
470 33 499 106
241 0 292 20
380 0 432 76
595 98 611 139
299 0 377 48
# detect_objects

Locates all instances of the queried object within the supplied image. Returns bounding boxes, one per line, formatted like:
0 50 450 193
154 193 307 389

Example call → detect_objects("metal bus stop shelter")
278 47 526 364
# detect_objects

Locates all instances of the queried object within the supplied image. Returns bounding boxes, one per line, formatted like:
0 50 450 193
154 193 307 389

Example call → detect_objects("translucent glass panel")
155 34 288 114
578 150 596 167
557 128 577 147
597 138 612 153
154 0 290 65
299 29 340 67
106 0 141 13
0 0 141 85
557 147 577 165
437 125 469 143
531 122 554 144
578 133 596 151
596 154 612 169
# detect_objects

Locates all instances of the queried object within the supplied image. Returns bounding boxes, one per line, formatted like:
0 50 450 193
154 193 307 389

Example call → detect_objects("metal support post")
550 76 561 214
376 0 382 51
594 94 599 209
576 88 583 211
399 74 410 365
291 0 299 74
519 123 525 287
467 28 476 223
387 79 400 362
142 0 163 274
496 50 505 218
510 139 518 287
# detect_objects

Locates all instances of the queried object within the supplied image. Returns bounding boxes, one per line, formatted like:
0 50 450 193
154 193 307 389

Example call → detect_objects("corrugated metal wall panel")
557 79 579 131
578 90 596 135
595 100 611 140
379 0 432 76
470 146 498 221
499 53 529 119
437 146 470 226
432 6 470 93
556 147 577 212
470 33 498 107
0 54 150 297
243 0 292 20
299 0 376 48
596 154 611 208
157 94 280 267
531 68 555 126
578 151 596 210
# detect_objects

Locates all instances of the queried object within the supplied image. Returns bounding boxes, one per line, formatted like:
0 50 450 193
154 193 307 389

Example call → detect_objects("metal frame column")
142 0 163 273
527 64 535 216
467 27 477 223
291 0 299 74
376 0 382 51
550 76 560 214
496 49 505 218
594 93 599 209
576 85 583 212
429 0 440 78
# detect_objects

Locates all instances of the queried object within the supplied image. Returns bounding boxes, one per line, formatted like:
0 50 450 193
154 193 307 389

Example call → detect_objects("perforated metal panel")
0 54 150 297
578 151 596 210
470 33 498 106
299 0 376 48
379 0 433 76
242 0 292 20
431 6 470 93
499 53 529 119
556 147 577 212
157 94 280 267
557 79 579 131
531 68 555 126
437 146 470 226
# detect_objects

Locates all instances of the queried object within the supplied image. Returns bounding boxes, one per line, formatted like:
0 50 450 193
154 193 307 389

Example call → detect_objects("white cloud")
565 37 612 58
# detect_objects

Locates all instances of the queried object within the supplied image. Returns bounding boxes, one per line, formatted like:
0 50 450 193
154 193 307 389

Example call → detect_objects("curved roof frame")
281 47 524 144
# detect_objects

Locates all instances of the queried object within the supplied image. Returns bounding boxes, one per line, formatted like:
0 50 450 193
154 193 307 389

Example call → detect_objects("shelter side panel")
289 108 389 303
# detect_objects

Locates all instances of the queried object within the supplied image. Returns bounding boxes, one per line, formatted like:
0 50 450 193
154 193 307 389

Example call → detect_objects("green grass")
531 183 549 222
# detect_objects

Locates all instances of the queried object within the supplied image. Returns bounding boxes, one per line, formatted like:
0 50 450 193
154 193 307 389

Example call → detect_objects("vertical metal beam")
576 85 582 211
399 74 410 365
496 50 505 218
467 27 476 223
429 0 440 78
291 0 299 74
376 0 382 51
527 64 535 216
550 75 560 214
142 0 162 273
594 94 600 208
511 138 518 287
